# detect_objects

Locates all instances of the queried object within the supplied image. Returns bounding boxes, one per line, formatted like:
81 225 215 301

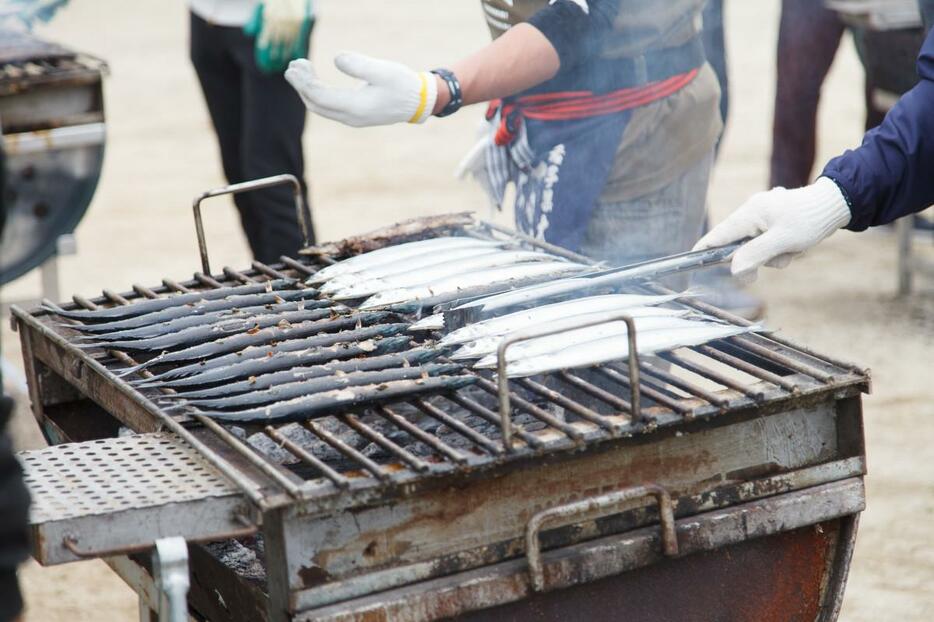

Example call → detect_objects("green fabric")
244 0 314 74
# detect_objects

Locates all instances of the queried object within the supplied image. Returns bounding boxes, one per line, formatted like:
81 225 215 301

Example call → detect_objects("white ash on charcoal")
204 537 266 583
246 419 364 466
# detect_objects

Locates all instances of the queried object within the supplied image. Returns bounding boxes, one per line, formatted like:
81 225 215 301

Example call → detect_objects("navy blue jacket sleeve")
822 28 934 231
527 1 621 70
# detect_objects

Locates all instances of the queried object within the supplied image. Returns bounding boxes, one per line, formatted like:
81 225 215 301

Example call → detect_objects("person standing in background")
286 1 722 281
189 0 316 264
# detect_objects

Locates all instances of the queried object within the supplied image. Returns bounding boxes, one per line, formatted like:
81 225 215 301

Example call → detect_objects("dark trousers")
770 0 846 188
189 12 315 264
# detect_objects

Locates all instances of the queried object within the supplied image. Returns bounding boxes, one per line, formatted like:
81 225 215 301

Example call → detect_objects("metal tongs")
444 240 745 328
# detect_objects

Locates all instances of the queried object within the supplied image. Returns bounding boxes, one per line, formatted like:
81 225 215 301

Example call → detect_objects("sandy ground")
1 1 932 620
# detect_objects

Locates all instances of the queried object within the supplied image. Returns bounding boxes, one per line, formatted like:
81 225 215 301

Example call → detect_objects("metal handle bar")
496 312 643 450
192 174 310 275
62 518 257 559
526 483 678 592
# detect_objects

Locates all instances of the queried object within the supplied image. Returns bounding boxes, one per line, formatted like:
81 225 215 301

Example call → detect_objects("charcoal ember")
205 539 266 583
247 429 299 465
250 417 374 467
227 425 247 440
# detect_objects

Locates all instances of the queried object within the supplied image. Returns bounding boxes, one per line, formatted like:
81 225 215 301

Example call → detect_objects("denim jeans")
580 150 713 276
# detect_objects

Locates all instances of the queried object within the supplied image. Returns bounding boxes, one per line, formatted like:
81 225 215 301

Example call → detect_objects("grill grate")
25 224 869 510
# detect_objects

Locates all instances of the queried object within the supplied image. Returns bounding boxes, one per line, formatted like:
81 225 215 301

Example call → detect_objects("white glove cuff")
408 72 438 124
810 177 853 238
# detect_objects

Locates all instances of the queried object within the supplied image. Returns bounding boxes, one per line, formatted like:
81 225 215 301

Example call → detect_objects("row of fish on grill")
46 236 760 423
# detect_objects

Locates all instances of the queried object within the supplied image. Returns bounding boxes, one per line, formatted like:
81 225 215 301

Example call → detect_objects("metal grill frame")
13 215 872 620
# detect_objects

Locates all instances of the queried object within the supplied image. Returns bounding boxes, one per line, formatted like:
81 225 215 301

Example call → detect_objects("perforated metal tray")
20 433 251 565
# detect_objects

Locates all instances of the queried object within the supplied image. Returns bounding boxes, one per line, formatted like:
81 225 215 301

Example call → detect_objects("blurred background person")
189 0 316 264
286 0 722 287
771 0 925 190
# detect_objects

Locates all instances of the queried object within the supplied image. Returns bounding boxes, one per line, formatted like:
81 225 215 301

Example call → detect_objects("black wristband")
430 68 463 118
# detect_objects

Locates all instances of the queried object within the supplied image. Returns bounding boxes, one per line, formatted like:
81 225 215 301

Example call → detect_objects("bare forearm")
432 24 560 114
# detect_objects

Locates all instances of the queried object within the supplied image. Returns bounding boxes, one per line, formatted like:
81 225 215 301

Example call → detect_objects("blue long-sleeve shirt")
822 27 934 231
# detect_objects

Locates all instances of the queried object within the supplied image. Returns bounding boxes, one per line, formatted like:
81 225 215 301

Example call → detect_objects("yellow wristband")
408 72 429 124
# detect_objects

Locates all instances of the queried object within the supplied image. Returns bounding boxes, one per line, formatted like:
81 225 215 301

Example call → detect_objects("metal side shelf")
20 432 255 565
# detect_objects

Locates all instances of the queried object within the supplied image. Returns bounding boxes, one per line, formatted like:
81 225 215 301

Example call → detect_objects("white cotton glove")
693 177 853 282
285 53 438 127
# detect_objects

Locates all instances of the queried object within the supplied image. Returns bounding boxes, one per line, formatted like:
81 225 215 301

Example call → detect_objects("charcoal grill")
12 194 870 621
0 28 107 285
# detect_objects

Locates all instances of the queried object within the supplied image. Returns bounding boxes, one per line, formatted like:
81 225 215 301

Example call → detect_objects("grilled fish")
319 245 511 293
485 322 762 378
453 243 742 315
139 332 412 389
171 363 463 410
45 280 299 321
473 316 727 367
116 311 390 376
308 237 501 284
168 347 440 399
83 307 341 352
450 307 694 360
135 323 409 386
189 375 477 423
66 289 325 334
330 250 562 300
359 261 589 310
439 292 693 347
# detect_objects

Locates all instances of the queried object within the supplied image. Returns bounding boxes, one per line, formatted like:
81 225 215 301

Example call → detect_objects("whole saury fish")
189 375 477 423
117 311 390 376
359 261 588 310
84 307 341 352
142 333 412 389
320 245 510 293
439 292 693 347
450 307 694 360
168 347 441 399
66 288 325 334
473 316 729 368
308 237 501 284
489 323 763 378
330 250 562 300
73 298 335 341
135 322 409 384
46 280 299 321
172 363 463 410
452 243 743 316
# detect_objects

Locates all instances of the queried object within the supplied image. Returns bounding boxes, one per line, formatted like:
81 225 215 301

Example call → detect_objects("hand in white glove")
285 53 438 127
693 177 852 282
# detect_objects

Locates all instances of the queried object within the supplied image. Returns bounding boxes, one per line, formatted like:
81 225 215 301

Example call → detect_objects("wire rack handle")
192 174 310 275
496 312 643 450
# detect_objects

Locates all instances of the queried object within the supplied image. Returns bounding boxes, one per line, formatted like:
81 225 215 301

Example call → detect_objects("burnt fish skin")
46 280 299 321
82 307 342 352
67 289 325 334
168 347 441 400
172 363 463 410
117 311 392 377
188 375 477 423
141 333 412 389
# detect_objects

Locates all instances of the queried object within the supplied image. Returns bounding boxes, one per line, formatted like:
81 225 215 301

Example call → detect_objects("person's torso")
480 0 705 59
189 0 259 27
